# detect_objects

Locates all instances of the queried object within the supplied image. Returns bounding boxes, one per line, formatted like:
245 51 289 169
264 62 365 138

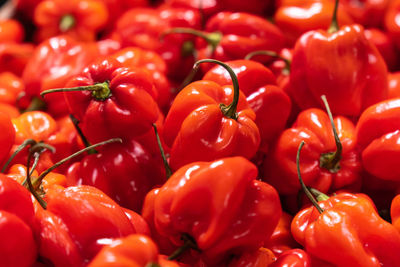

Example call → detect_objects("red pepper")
388 72 400 99
88 234 179 267
340 0 389 27
292 192 400 266
0 42 34 76
46 58 160 143
162 0 222 18
202 59 291 153
288 0 388 116
66 138 166 212
391 194 400 232
269 249 311 267
0 19 25 43
142 156 281 265
109 47 173 113
355 98 400 180
0 72 24 107
0 111 15 165
275 0 353 46
0 174 37 267
163 60 260 170
34 0 108 42
228 248 276 267
263 98 361 195
113 6 201 80
385 0 400 49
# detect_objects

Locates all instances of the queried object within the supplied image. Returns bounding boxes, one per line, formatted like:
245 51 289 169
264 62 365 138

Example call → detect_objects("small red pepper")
34 0 108 42
0 19 25 43
0 111 15 165
269 249 311 267
0 72 24 107
228 248 276 267
0 42 34 76
142 156 281 265
163 60 260 170
388 72 400 99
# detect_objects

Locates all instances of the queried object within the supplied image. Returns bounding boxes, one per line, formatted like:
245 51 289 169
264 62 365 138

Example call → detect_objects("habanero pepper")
0 42 34 76
269 249 311 267
355 98 400 181
163 60 260 170
388 72 400 99
113 6 201 81
34 0 108 42
42 58 159 143
0 72 24 107
202 59 291 153
88 234 180 267
263 96 361 195
0 111 15 166
391 194 400 232
142 156 281 265
288 0 388 116
0 19 25 43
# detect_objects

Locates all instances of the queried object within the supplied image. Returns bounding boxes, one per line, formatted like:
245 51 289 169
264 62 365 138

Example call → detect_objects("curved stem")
319 95 342 173
36 138 122 185
69 114 97 154
161 28 222 50
327 0 339 34
153 124 172 179
1 139 36 173
245 50 291 75
309 187 330 202
40 82 111 101
168 234 199 261
297 141 324 214
23 97 47 113
26 150 47 209
59 14 75 32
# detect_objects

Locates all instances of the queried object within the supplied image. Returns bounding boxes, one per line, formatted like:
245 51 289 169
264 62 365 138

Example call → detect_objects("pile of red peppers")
1 0 400 266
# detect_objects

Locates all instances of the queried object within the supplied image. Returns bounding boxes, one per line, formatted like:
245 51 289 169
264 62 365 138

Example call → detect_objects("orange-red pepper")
0 111 15 166
0 19 25 43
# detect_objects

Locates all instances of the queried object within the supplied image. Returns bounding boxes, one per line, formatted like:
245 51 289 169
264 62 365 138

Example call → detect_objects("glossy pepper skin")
0 111 15 165
0 72 24 107
385 0 400 49
275 1 353 46
269 249 311 267
0 174 37 267
355 98 400 181
228 248 276 267
203 60 291 153
35 185 139 266
113 6 201 81
388 72 400 99
340 0 389 27
263 108 361 195
88 234 179 267
63 59 159 143
34 0 108 42
67 138 165 212
292 192 400 266
391 194 400 232
142 157 281 265
288 24 388 116
163 79 260 170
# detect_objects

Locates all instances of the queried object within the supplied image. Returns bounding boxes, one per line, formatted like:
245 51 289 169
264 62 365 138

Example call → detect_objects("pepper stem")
26 146 48 209
161 28 222 52
59 14 75 32
168 234 199 261
23 97 47 113
1 139 36 173
34 138 122 186
319 95 342 173
327 0 340 34
40 81 111 101
69 114 97 154
309 188 330 202
152 123 172 179
245 50 291 75
297 141 324 214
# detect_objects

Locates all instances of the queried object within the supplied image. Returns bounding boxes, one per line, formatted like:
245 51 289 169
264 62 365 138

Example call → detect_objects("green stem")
35 138 122 185
1 139 36 173
40 82 111 101
59 14 75 32
245 50 291 75
69 114 97 154
23 97 47 113
327 0 340 34
168 234 199 261
297 141 324 214
319 95 342 173
152 124 172 179
309 188 330 202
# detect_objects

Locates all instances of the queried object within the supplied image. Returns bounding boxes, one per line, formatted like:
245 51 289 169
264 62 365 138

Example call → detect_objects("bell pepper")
0 111 15 165
109 47 172 113
165 12 286 73
263 96 361 195
0 72 24 107
275 0 353 46
163 60 260 170
364 28 399 71
355 98 400 181
113 6 201 81
88 234 180 267
0 174 37 267
292 191 400 266
142 156 281 265
22 36 109 117
66 138 166 212
202 59 291 153
42 58 159 143
288 0 388 116
34 0 108 42
34 185 140 266
0 19 25 43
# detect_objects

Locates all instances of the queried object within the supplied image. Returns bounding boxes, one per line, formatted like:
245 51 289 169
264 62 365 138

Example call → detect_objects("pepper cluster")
0 0 400 266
